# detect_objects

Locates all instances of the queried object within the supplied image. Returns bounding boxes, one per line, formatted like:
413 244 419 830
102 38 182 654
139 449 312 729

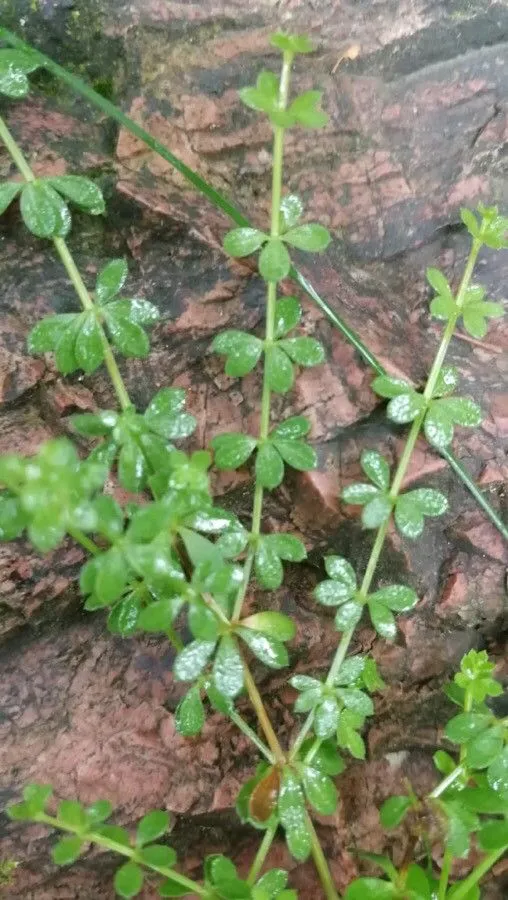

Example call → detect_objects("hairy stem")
307 814 341 900
295 234 483 761
246 821 278 884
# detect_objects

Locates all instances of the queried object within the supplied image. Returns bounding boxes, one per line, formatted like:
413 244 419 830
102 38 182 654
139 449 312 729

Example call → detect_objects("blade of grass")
1 27 506 542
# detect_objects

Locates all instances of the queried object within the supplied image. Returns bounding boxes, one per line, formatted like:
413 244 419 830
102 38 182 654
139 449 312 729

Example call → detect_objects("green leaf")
0 181 21 214
144 388 195 440
426 267 453 299
241 611 296 642
362 495 392 529
237 627 288 669
216 521 249 558
334 656 366 685
280 194 303 230
368 601 396 640
410 487 448 516
337 710 366 759
342 483 379 505
283 224 330 252
211 330 263 377
211 432 257 469
256 868 288 896
105 311 149 358
278 336 325 366
405 864 433 900
461 207 480 237
478 820 508 851
379 795 412 828
159 876 193 896
394 494 424 538
273 439 316 470
334 601 363 631
433 366 460 398
324 556 357 594
0 56 29 97
430 292 457 320
175 685 205 737
20 181 70 238
289 91 328 129
266 345 294 393
27 313 75 354
52 836 83 866
387 390 426 424
22 783 53 813
369 584 418 612
338 687 373 716
301 765 337 814
95 548 128 605
259 239 291 282
47 175 104 214
466 725 503 768
138 599 180 633
139 845 177 868
57 800 87 831
74 313 104 373
274 296 302 337
223 227 266 257
96 259 128 302
270 33 314 54
256 443 284 489
424 404 454 449
361 450 390 491
86 800 113 824
488 747 508 793
439 396 482 428
0 492 27 540
372 375 413 398
315 579 354 608
114 862 144 898
344 879 397 900
461 786 508 815
314 696 340 738
213 635 244 698
304 740 345 776
118 439 147 492
96 824 131 846
265 533 306 561
136 810 169 846
174 640 217 682
278 768 311 861
272 415 310 441
445 712 492 744
255 540 283 589
107 595 141 635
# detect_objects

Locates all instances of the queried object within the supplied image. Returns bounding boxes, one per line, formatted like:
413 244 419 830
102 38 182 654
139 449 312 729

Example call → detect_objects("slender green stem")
34 812 207 896
66 526 101 556
437 848 453 900
307 814 341 900
0 117 132 414
294 235 484 763
448 847 507 900
1 28 505 542
228 708 275 764
429 765 464 799
242 658 285 763
246 821 278 884
232 52 292 623
164 626 184 653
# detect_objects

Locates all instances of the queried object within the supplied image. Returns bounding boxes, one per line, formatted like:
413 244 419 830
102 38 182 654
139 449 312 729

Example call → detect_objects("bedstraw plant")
1 31 507 900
